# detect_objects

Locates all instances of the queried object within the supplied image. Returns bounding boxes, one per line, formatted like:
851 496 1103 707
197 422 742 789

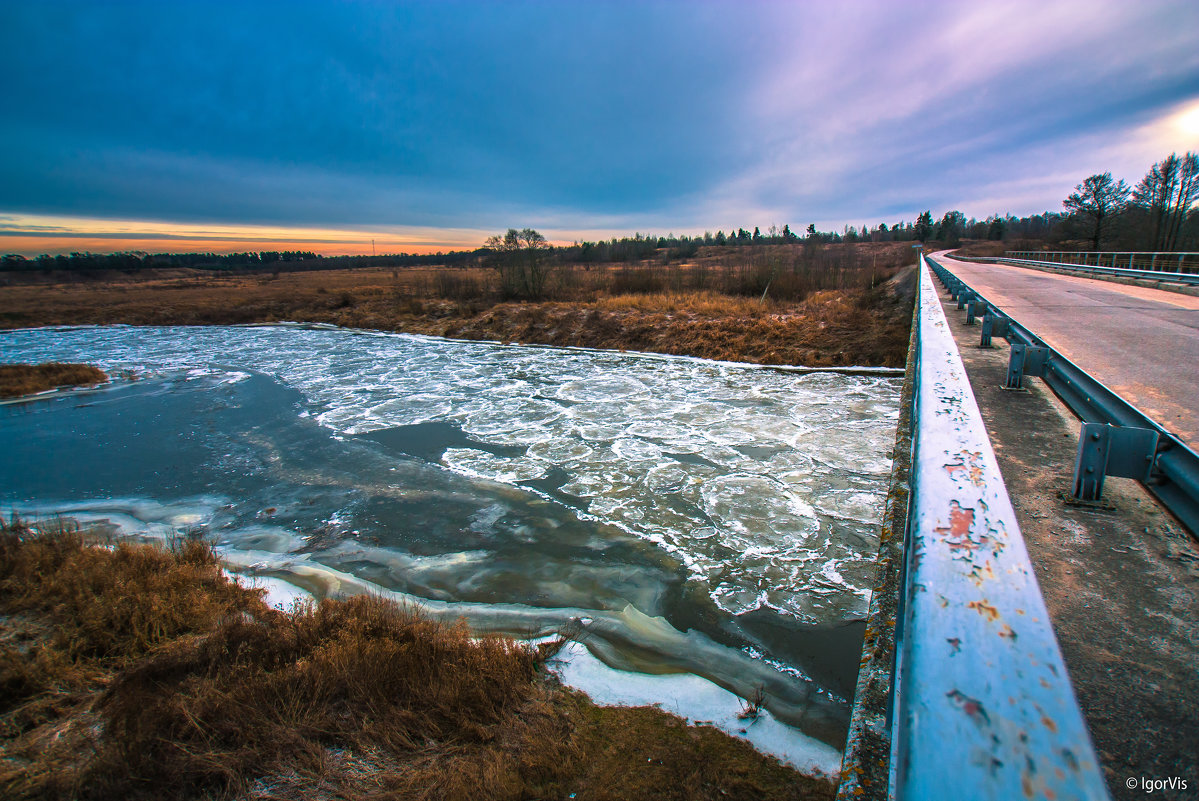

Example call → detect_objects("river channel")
0 324 900 774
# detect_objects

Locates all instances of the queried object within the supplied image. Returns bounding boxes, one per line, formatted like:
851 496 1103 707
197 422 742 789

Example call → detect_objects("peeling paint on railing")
889 256 1110 800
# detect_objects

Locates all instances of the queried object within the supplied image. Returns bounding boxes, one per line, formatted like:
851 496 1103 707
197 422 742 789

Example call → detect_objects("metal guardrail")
1006 250 1199 275
928 256 1199 536
962 254 1199 287
838 256 1109 800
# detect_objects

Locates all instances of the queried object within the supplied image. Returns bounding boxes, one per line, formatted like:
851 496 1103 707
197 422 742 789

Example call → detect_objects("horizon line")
0 209 1060 260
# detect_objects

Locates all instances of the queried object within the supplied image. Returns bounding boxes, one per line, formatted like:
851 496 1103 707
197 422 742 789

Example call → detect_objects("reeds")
0 364 107 398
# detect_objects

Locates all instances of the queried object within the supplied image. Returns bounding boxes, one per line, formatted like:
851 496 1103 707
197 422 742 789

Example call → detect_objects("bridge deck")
931 276 1199 800
932 251 1199 449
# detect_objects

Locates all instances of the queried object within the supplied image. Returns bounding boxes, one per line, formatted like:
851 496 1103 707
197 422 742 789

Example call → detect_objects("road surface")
932 251 1199 449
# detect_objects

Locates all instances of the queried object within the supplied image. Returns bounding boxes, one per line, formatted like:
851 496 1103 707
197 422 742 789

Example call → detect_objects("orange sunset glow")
0 214 497 257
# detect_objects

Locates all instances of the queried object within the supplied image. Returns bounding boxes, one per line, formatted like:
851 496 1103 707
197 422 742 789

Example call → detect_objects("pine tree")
914 211 933 241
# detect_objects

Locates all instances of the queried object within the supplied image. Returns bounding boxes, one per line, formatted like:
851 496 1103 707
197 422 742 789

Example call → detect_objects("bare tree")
484 228 554 299
1133 153 1199 251
1063 172 1131 251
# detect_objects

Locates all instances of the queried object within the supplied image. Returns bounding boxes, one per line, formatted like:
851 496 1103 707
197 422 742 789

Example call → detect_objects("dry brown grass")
0 363 107 398
0 244 916 367
0 519 835 801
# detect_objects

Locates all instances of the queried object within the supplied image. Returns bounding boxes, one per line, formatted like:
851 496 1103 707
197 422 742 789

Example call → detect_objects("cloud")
720 0 1199 224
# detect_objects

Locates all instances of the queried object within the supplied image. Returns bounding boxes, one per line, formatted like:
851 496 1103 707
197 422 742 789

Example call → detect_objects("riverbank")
0 363 107 398
0 256 916 367
0 519 836 800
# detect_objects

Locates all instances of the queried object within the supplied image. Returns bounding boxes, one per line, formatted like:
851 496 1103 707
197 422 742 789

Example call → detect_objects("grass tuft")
0 363 107 399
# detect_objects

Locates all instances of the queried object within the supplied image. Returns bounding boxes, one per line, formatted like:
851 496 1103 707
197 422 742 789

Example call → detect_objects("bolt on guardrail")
1004 343 1048 390
979 312 1008 348
1073 423 1159 502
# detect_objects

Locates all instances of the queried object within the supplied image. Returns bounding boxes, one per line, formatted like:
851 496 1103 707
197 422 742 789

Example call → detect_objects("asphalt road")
932 251 1199 449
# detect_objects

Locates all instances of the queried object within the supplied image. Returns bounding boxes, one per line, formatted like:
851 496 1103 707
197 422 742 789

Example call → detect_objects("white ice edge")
547 640 842 778
8 498 844 778
222 568 315 610
222 560 842 778
222 553 843 777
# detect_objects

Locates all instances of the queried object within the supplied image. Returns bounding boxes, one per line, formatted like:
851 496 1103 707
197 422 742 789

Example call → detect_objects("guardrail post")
956 290 970 310
980 313 1008 347
1072 423 1160 502
965 300 979 325
1005 343 1048 389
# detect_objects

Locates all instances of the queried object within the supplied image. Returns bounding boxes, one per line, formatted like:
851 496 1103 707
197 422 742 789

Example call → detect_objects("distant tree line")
0 248 485 273
905 151 1199 252
554 212 1077 263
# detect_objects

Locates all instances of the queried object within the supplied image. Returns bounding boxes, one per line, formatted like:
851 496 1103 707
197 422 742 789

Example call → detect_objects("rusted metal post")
1072 423 1160 502
1004 343 1047 389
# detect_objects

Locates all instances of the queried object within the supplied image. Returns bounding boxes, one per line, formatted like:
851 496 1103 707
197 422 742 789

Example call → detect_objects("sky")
2 0 1199 256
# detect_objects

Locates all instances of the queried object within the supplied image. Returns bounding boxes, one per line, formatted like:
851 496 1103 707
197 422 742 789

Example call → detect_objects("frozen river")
0 324 900 773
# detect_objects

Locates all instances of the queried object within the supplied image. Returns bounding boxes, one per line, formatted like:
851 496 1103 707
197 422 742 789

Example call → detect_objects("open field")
1 243 916 367
0 519 835 801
